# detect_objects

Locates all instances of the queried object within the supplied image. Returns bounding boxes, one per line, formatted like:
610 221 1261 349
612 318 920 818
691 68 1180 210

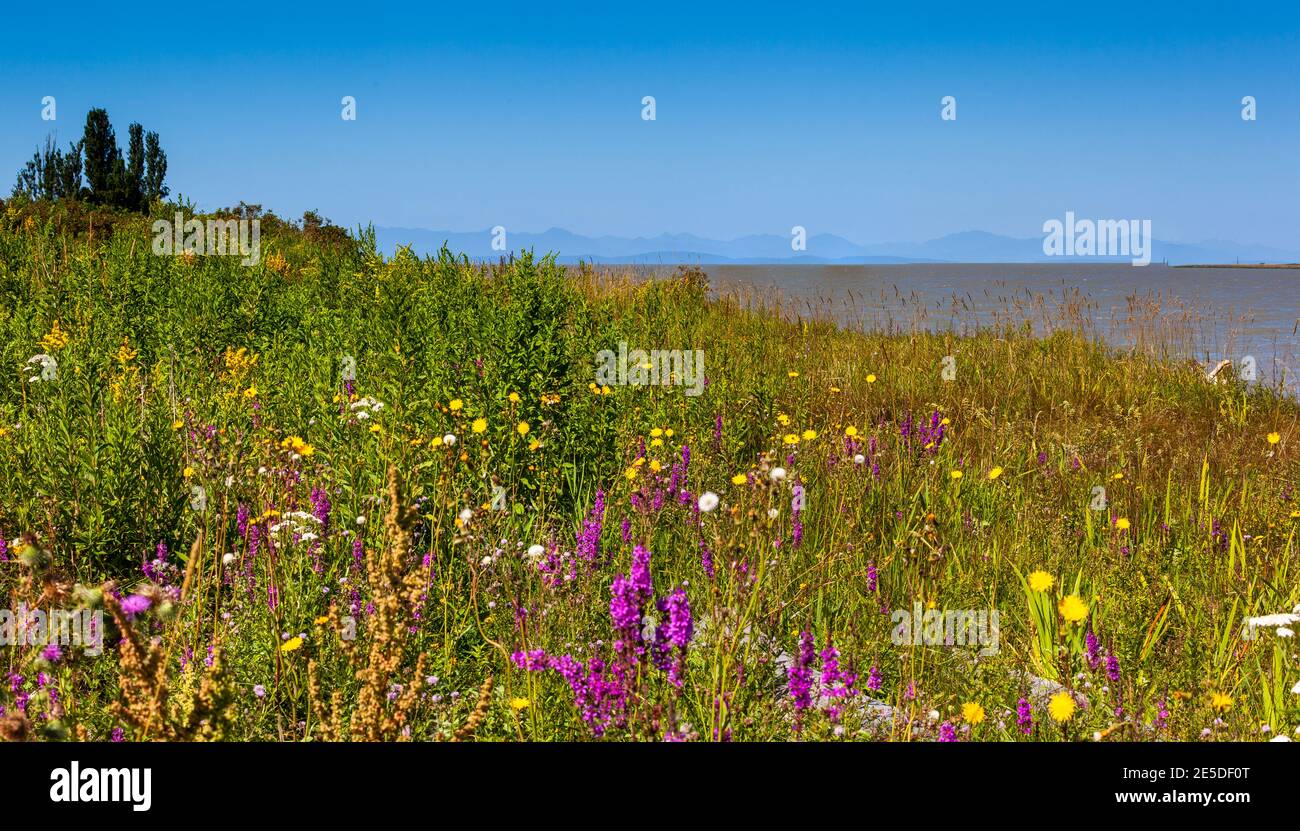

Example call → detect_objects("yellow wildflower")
281 637 303 653
962 702 986 725
472 418 487 433
1048 692 1076 722
40 320 69 351
1028 571 1054 592
1058 594 1088 623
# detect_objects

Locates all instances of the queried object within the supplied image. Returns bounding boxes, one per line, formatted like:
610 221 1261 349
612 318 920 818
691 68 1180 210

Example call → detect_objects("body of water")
697 263 1299 392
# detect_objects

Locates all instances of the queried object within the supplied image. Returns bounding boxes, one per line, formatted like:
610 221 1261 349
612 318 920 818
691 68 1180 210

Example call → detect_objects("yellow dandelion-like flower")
940 417 950 426
510 697 530 711
649 460 662 473
665 429 674 438
844 425 858 437
802 429 817 441
1115 517 1130 531
830 386 841 393
1028 570 1053 592
1210 692 1233 712
1048 692 1076 722
1058 594 1089 624
243 384 258 399
508 392 520 404
731 473 748 485
624 467 638 480
172 420 184 430
528 439 540 451
449 399 463 412
1267 432 1281 445
650 428 664 437
962 702 986 725
950 470 963 480
472 418 487 433
650 438 664 448
516 421 530 435
314 616 330 625
601 385 611 395
280 436 314 456
183 466 195 479
866 373 877 384
1111 473 1124 480
281 636 303 653
777 413 790 427
787 371 799 378
987 466 1003 481
783 434 800 445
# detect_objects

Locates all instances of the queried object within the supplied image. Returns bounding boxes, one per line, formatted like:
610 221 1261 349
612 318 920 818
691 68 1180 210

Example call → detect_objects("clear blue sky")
2 1 1297 247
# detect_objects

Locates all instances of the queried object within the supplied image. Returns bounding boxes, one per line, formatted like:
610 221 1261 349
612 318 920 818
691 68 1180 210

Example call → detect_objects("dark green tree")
126 123 145 210
11 135 83 200
81 108 120 203
143 130 168 203
13 108 166 210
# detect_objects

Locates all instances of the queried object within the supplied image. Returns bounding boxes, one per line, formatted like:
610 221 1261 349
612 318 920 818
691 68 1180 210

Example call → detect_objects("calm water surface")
695 263 1299 391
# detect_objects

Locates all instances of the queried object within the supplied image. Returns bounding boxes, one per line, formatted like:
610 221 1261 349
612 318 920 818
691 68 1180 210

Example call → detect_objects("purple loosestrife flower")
699 542 715 579
787 631 816 712
1085 630 1100 670
713 413 723 452
620 516 631 544
310 486 332 531
866 561 878 593
0 536 9 562
111 727 125 742
866 665 882 692
820 646 842 685
1016 697 1033 734
236 503 250 539
41 644 63 663
652 587 693 687
575 489 606 562
1106 653 1120 683
938 721 957 742
609 544 654 653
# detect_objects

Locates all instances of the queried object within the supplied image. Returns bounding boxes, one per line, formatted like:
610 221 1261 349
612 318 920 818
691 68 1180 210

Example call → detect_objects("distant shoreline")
1174 263 1300 269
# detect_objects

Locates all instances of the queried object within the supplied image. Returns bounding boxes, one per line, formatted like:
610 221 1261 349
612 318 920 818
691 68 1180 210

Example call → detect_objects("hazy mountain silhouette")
374 226 1300 265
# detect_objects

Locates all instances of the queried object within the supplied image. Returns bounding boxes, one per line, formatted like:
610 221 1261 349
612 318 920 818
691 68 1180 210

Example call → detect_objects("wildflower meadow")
1 198 1297 744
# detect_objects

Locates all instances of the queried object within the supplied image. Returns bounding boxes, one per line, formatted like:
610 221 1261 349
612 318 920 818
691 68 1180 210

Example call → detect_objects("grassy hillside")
0 198 1297 742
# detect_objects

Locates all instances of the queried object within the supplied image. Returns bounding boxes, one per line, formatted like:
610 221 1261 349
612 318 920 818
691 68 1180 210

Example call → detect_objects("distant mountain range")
373 226 1300 266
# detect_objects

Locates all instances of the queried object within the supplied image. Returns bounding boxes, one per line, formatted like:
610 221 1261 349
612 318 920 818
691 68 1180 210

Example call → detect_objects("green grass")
0 197 1297 742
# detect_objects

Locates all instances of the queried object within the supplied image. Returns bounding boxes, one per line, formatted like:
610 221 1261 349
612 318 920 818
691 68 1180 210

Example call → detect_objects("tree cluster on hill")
12 108 167 211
